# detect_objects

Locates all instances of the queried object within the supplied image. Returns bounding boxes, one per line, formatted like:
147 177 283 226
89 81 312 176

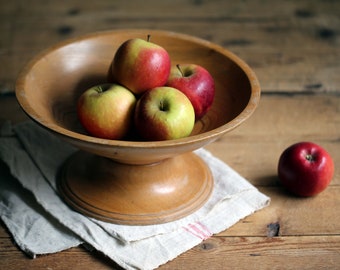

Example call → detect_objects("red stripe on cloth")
183 222 212 240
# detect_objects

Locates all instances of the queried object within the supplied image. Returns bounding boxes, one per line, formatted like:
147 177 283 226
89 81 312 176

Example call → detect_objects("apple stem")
305 154 314 162
147 34 151 42
176 64 184 77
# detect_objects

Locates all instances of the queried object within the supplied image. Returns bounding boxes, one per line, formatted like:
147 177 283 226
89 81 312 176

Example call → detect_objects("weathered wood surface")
2 222 340 270
1 0 339 94
0 0 339 269
1 94 339 269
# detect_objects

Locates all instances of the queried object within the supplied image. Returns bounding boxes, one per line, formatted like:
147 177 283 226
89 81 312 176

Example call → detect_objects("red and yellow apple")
278 142 334 197
77 84 136 140
166 64 215 119
109 36 171 95
134 86 195 141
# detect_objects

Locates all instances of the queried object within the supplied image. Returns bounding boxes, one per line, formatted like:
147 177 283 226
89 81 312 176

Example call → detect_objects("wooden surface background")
0 0 339 269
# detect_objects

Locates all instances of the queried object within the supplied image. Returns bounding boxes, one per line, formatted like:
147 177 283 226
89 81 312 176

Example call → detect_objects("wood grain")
206 94 340 186
2 222 339 270
222 186 340 237
159 235 340 269
1 92 339 268
0 0 339 269
0 232 120 270
1 0 339 93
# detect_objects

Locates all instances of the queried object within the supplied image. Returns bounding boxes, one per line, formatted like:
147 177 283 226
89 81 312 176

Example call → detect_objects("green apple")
109 36 171 95
77 83 136 140
134 86 195 141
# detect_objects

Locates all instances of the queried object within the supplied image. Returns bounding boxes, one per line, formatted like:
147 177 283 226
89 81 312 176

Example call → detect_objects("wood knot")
267 222 280 237
295 9 314 18
318 28 335 40
57 25 74 36
198 241 215 251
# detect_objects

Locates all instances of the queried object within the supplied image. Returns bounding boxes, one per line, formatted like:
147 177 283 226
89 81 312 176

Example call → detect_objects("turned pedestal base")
58 151 213 225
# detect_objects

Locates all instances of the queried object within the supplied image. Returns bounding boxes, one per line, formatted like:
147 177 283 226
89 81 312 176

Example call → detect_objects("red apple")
109 36 171 95
134 86 195 141
77 83 136 140
278 142 334 197
166 64 215 119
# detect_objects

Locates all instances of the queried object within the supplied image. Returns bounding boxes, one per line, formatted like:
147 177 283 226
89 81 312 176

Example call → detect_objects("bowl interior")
16 29 260 164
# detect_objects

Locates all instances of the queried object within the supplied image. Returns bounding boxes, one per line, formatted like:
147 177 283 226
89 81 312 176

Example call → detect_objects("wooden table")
1 0 339 269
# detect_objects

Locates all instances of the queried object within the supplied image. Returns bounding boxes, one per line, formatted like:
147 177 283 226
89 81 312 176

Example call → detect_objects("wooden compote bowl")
16 30 260 225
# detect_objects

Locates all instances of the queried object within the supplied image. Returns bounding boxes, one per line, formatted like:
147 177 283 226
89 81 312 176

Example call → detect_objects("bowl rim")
15 29 261 149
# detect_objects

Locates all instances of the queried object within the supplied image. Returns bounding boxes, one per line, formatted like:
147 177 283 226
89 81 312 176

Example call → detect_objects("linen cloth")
0 121 270 269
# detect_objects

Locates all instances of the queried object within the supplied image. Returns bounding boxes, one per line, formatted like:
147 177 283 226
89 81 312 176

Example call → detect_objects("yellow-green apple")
77 84 136 140
134 86 195 141
166 64 215 119
109 36 171 95
278 142 334 197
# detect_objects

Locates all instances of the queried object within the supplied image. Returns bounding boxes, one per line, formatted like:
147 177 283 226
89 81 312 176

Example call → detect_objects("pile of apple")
77 35 215 141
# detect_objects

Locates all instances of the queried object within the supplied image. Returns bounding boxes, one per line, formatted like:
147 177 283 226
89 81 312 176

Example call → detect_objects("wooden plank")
0 95 339 244
159 235 340 269
1 0 339 20
0 0 339 93
0 237 118 270
1 182 338 239
1 93 339 186
0 1 339 269
1 93 339 185
221 186 340 237
1 225 339 270
206 93 340 186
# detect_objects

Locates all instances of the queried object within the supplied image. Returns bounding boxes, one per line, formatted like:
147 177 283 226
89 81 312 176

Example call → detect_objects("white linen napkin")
0 120 270 270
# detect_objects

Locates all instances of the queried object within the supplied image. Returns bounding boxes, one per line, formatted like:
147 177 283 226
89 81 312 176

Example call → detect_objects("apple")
134 86 195 141
109 36 171 95
166 64 215 119
77 83 136 140
278 142 334 197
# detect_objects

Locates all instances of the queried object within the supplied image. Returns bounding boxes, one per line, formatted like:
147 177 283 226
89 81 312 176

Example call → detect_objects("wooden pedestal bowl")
15 29 260 225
